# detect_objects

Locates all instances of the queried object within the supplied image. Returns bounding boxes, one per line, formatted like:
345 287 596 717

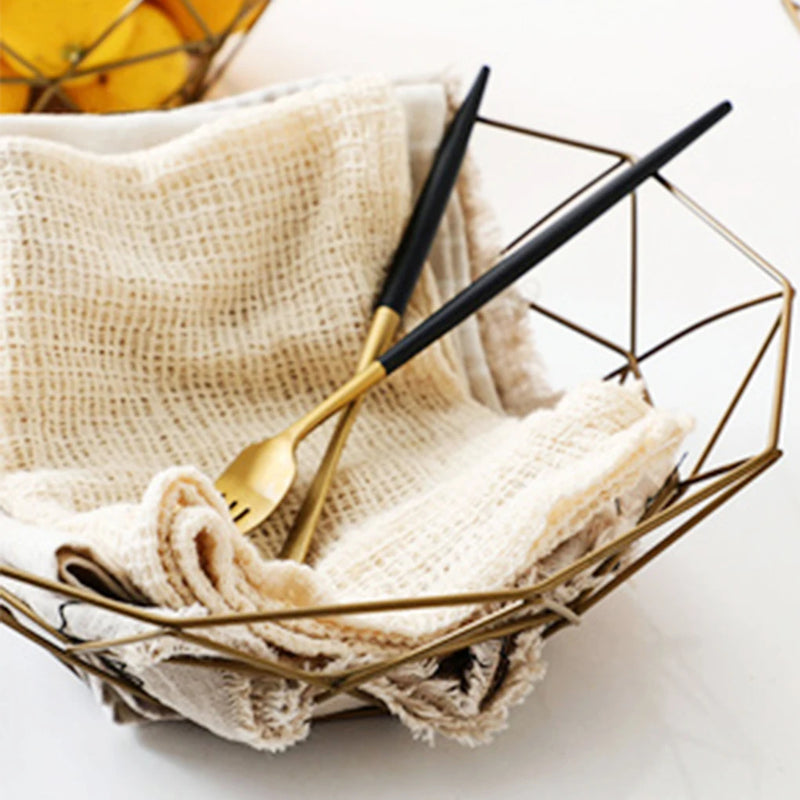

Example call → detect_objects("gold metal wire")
782 0 800 34
0 0 269 113
0 111 792 724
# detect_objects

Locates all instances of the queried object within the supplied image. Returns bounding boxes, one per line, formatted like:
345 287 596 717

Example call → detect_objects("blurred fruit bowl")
0 0 271 113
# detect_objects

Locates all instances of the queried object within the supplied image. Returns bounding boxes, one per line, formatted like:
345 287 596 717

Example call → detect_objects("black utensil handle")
380 100 732 374
376 65 490 315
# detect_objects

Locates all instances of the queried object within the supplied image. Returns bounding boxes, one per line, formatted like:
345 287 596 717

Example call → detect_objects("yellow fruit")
0 1 135 86
66 5 189 112
156 0 268 40
0 60 30 112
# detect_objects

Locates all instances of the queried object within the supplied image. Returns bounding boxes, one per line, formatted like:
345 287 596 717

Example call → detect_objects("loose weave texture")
0 75 691 750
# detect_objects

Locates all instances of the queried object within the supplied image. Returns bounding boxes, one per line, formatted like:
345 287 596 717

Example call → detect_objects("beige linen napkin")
0 74 689 749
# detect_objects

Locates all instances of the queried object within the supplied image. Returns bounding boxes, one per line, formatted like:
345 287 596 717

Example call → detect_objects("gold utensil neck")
354 306 400 371
286 360 387 443
281 306 400 561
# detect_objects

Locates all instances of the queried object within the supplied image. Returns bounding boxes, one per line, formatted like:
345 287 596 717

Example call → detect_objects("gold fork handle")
280 307 400 561
285 359 387 445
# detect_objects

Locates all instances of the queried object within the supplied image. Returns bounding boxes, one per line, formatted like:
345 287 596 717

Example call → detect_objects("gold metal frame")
783 0 800 34
0 0 268 113
0 113 792 723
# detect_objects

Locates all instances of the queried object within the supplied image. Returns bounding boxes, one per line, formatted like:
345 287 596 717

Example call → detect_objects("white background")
2 1 799 797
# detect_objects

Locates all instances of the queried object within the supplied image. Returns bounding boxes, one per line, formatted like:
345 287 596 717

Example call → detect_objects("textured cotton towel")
0 74 690 750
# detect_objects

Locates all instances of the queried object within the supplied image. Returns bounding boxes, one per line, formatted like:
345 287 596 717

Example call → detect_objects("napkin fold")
0 74 690 750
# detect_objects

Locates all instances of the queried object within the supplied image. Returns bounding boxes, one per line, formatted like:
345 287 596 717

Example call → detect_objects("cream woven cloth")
0 75 690 750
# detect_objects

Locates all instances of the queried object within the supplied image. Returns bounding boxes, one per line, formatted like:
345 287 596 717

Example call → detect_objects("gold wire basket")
0 111 793 730
0 1 269 113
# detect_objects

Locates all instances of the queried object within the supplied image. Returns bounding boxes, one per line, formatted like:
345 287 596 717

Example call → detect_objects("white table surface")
1 1 799 798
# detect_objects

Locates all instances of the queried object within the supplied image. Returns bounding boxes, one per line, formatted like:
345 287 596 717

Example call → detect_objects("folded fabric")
0 74 690 750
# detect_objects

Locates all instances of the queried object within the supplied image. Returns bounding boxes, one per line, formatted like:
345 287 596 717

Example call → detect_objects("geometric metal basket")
0 112 793 726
